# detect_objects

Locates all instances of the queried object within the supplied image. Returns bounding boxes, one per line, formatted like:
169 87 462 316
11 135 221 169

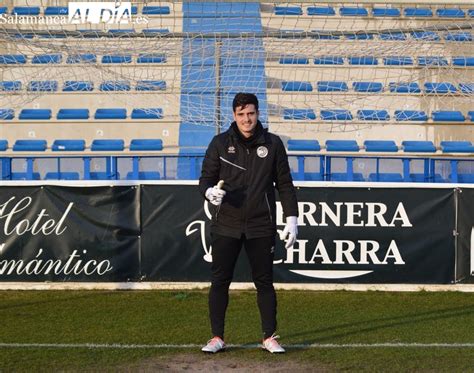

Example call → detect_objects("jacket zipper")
265 192 272 222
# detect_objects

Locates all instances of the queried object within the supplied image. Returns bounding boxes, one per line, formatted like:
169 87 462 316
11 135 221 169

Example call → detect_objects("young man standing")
199 93 298 353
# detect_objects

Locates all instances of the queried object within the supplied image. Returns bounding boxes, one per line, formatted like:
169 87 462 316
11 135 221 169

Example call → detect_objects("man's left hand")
279 216 298 249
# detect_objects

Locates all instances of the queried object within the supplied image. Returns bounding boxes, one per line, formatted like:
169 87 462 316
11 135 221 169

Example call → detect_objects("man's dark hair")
232 93 259 112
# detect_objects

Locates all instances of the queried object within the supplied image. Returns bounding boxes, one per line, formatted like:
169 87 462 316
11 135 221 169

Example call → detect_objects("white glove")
279 216 298 249
205 184 226 206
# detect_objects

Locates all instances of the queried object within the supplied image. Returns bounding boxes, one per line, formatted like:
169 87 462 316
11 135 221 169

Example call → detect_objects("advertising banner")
457 188 474 283
0 186 140 282
142 185 456 284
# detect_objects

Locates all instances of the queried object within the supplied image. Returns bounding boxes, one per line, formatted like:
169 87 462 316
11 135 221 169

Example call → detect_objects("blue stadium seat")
52 139 86 151
108 29 135 35
291 172 324 181
394 110 428 121
321 110 353 121
364 140 398 152
0 81 21 91
283 109 316 120
349 57 377 65
418 56 448 66
440 141 474 153
345 33 373 40
94 108 127 120
436 8 465 18
45 172 80 180
130 139 163 151
411 31 440 41
458 174 474 183
330 173 364 181
469 111 474 121
13 139 47 151
99 81 131 91
131 108 164 119
63 81 93 92
0 140 7 151
126 172 161 180
11 172 41 180
357 110 390 121
445 32 472 42
326 140 359 151
91 139 124 151
32 54 62 64
459 83 474 94
307 7 335 16
0 109 14 120
89 172 121 180
28 81 58 92
311 31 339 40
0 55 26 64
57 109 89 120
66 54 97 63
469 9 474 17
452 57 474 66
317 81 348 92
373 8 401 17
314 56 344 65
379 32 406 40
142 6 170 15
340 7 368 16
44 6 68 15
287 140 320 151
402 141 436 152
424 82 457 94
137 54 167 63
101 55 132 64
369 173 403 182
383 57 413 65
409 174 445 183
389 82 421 93
12 6 40 15
135 80 166 91
142 29 169 35
353 82 383 93
404 8 433 17
19 109 51 120
274 6 303 15
0 7 7 14
279 56 309 64
282 81 313 91
432 111 465 122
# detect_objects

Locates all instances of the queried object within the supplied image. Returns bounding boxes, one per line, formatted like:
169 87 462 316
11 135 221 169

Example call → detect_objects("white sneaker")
201 336 226 353
262 334 285 353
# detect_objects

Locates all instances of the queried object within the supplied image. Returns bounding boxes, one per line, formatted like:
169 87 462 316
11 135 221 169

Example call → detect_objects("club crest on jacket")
257 146 268 158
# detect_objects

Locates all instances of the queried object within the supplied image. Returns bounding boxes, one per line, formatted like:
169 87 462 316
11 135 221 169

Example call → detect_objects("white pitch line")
1 343 474 349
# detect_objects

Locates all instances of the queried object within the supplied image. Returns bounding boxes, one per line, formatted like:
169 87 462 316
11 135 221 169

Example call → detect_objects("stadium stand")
0 1 473 182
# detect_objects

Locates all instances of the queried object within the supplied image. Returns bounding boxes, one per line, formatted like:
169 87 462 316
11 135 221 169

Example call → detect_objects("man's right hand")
205 185 226 206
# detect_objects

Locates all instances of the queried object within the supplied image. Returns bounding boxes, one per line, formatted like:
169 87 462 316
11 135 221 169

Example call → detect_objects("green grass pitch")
0 290 474 371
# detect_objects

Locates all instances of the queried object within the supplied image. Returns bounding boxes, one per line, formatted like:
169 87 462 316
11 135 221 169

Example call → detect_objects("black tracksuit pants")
209 233 276 340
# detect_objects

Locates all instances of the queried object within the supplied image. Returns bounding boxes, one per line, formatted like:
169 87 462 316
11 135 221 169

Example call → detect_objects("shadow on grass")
285 304 474 344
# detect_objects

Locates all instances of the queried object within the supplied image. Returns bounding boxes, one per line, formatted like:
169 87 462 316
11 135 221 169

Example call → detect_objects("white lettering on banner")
276 201 412 227
0 249 113 276
0 197 73 236
189 199 410 279
282 239 405 265
69 2 132 24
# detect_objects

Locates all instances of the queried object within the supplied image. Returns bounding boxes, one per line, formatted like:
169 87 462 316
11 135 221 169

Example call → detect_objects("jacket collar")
229 120 267 146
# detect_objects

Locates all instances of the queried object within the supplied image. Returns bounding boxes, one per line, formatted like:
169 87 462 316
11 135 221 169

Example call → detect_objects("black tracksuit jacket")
199 121 298 239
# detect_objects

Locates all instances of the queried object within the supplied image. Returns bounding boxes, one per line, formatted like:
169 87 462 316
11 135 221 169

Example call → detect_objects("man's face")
233 104 259 138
